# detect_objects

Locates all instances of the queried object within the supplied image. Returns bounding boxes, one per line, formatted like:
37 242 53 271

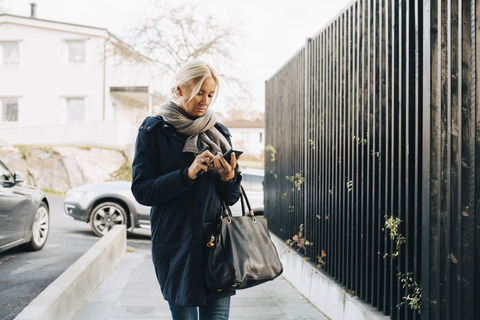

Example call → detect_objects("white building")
222 118 264 163
0 4 162 148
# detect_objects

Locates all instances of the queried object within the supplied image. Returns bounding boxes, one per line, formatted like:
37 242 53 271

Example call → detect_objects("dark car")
63 168 264 237
0 160 50 253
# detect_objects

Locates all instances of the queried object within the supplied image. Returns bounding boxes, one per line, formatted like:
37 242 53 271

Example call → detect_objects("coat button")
147 126 151 129
140 126 143 129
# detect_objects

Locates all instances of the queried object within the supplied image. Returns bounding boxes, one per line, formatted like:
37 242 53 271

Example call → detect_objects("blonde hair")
170 60 219 105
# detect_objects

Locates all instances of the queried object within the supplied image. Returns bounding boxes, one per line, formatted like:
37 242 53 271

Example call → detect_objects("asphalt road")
0 195 152 320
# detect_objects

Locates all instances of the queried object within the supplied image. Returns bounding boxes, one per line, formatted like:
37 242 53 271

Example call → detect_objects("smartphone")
223 148 243 159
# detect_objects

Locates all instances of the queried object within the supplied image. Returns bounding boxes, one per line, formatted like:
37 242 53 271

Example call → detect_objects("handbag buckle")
249 210 257 223
225 209 232 224
207 234 215 247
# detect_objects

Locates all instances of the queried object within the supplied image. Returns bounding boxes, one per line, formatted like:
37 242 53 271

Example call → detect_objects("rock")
25 147 126 192
123 145 135 164
0 141 30 183
25 149 71 192
54 147 126 187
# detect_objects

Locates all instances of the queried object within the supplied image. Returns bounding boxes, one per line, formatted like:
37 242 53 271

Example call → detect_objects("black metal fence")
264 1 479 319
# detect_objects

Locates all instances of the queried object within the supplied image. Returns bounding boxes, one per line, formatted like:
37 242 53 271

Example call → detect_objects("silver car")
63 168 264 237
0 160 50 253
64 181 151 237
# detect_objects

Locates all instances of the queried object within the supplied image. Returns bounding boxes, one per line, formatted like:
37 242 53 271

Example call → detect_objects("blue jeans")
168 296 230 320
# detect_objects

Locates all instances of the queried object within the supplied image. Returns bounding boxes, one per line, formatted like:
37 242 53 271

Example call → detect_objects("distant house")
222 117 264 162
0 4 162 148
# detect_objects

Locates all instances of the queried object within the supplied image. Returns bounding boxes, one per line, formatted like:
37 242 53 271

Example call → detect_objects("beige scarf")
158 101 232 157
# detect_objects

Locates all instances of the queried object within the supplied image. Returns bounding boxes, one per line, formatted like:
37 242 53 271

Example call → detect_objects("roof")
0 13 107 31
0 13 148 62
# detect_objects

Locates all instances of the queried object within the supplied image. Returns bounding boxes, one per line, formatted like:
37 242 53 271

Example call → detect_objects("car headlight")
65 191 87 200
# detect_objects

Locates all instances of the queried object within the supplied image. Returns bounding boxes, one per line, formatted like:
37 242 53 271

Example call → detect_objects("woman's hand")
187 151 215 180
214 151 238 182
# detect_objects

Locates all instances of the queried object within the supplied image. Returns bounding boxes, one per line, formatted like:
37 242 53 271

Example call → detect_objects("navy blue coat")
131 115 241 307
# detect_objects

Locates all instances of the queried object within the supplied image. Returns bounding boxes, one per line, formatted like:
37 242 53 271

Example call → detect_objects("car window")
0 162 14 184
241 173 263 192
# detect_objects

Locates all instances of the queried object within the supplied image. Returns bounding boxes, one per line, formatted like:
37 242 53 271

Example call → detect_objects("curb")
14 225 127 320
271 234 389 320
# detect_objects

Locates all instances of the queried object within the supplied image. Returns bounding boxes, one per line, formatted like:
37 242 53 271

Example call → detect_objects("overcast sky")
3 0 353 113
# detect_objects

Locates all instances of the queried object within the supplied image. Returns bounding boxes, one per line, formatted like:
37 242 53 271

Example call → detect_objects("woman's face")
178 77 216 118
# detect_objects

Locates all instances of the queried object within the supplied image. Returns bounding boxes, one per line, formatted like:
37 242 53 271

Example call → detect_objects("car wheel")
90 202 127 237
24 202 50 251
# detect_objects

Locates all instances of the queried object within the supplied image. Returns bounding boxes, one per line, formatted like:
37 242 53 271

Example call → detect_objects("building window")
68 99 85 122
259 132 263 143
3 42 19 65
68 40 86 64
1 98 18 122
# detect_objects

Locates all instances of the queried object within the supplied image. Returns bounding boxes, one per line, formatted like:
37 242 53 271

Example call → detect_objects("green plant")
384 215 406 258
309 139 315 149
108 162 133 181
397 271 422 314
265 144 277 162
384 216 422 314
286 171 305 190
346 180 353 192
285 224 313 252
352 135 368 145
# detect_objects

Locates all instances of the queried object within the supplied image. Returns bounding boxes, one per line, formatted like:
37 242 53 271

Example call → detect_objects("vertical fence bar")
471 4 479 320
455 1 462 318
421 0 432 318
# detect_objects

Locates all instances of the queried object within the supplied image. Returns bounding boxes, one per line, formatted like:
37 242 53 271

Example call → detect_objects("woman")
131 60 241 320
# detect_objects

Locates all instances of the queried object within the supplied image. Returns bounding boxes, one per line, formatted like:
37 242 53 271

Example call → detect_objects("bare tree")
126 1 252 112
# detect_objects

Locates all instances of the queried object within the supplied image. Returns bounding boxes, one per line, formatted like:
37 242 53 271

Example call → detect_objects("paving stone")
120 289 152 298
230 297 278 307
153 306 172 317
115 297 166 307
72 301 115 320
109 306 156 318
230 306 287 317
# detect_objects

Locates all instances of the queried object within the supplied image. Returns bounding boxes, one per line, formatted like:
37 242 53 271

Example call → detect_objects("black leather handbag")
203 185 283 291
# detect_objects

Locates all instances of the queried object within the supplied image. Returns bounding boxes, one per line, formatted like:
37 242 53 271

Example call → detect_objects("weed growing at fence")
317 250 327 268
384 215 405 258
371 150 381 159
309 139 315 149
265 144 277 162
352 135 368 145
286 224 313 253
286 171 305 190
346 180 353 192
384 216 422 314
397 271 422 314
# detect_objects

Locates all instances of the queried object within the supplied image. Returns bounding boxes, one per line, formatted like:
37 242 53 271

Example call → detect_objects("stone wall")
0 141 127 192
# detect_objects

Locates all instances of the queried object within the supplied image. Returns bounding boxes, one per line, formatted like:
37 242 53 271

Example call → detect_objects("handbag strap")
240 186 246 216
218 186 256 223
219 201 231 223
239 185 256 223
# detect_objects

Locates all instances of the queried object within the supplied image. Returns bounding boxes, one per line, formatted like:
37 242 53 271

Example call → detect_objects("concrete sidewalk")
72 248 329 320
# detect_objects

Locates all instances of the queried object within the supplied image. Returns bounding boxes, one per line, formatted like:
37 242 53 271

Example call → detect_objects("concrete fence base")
271 234 389 320
14 225 127 320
